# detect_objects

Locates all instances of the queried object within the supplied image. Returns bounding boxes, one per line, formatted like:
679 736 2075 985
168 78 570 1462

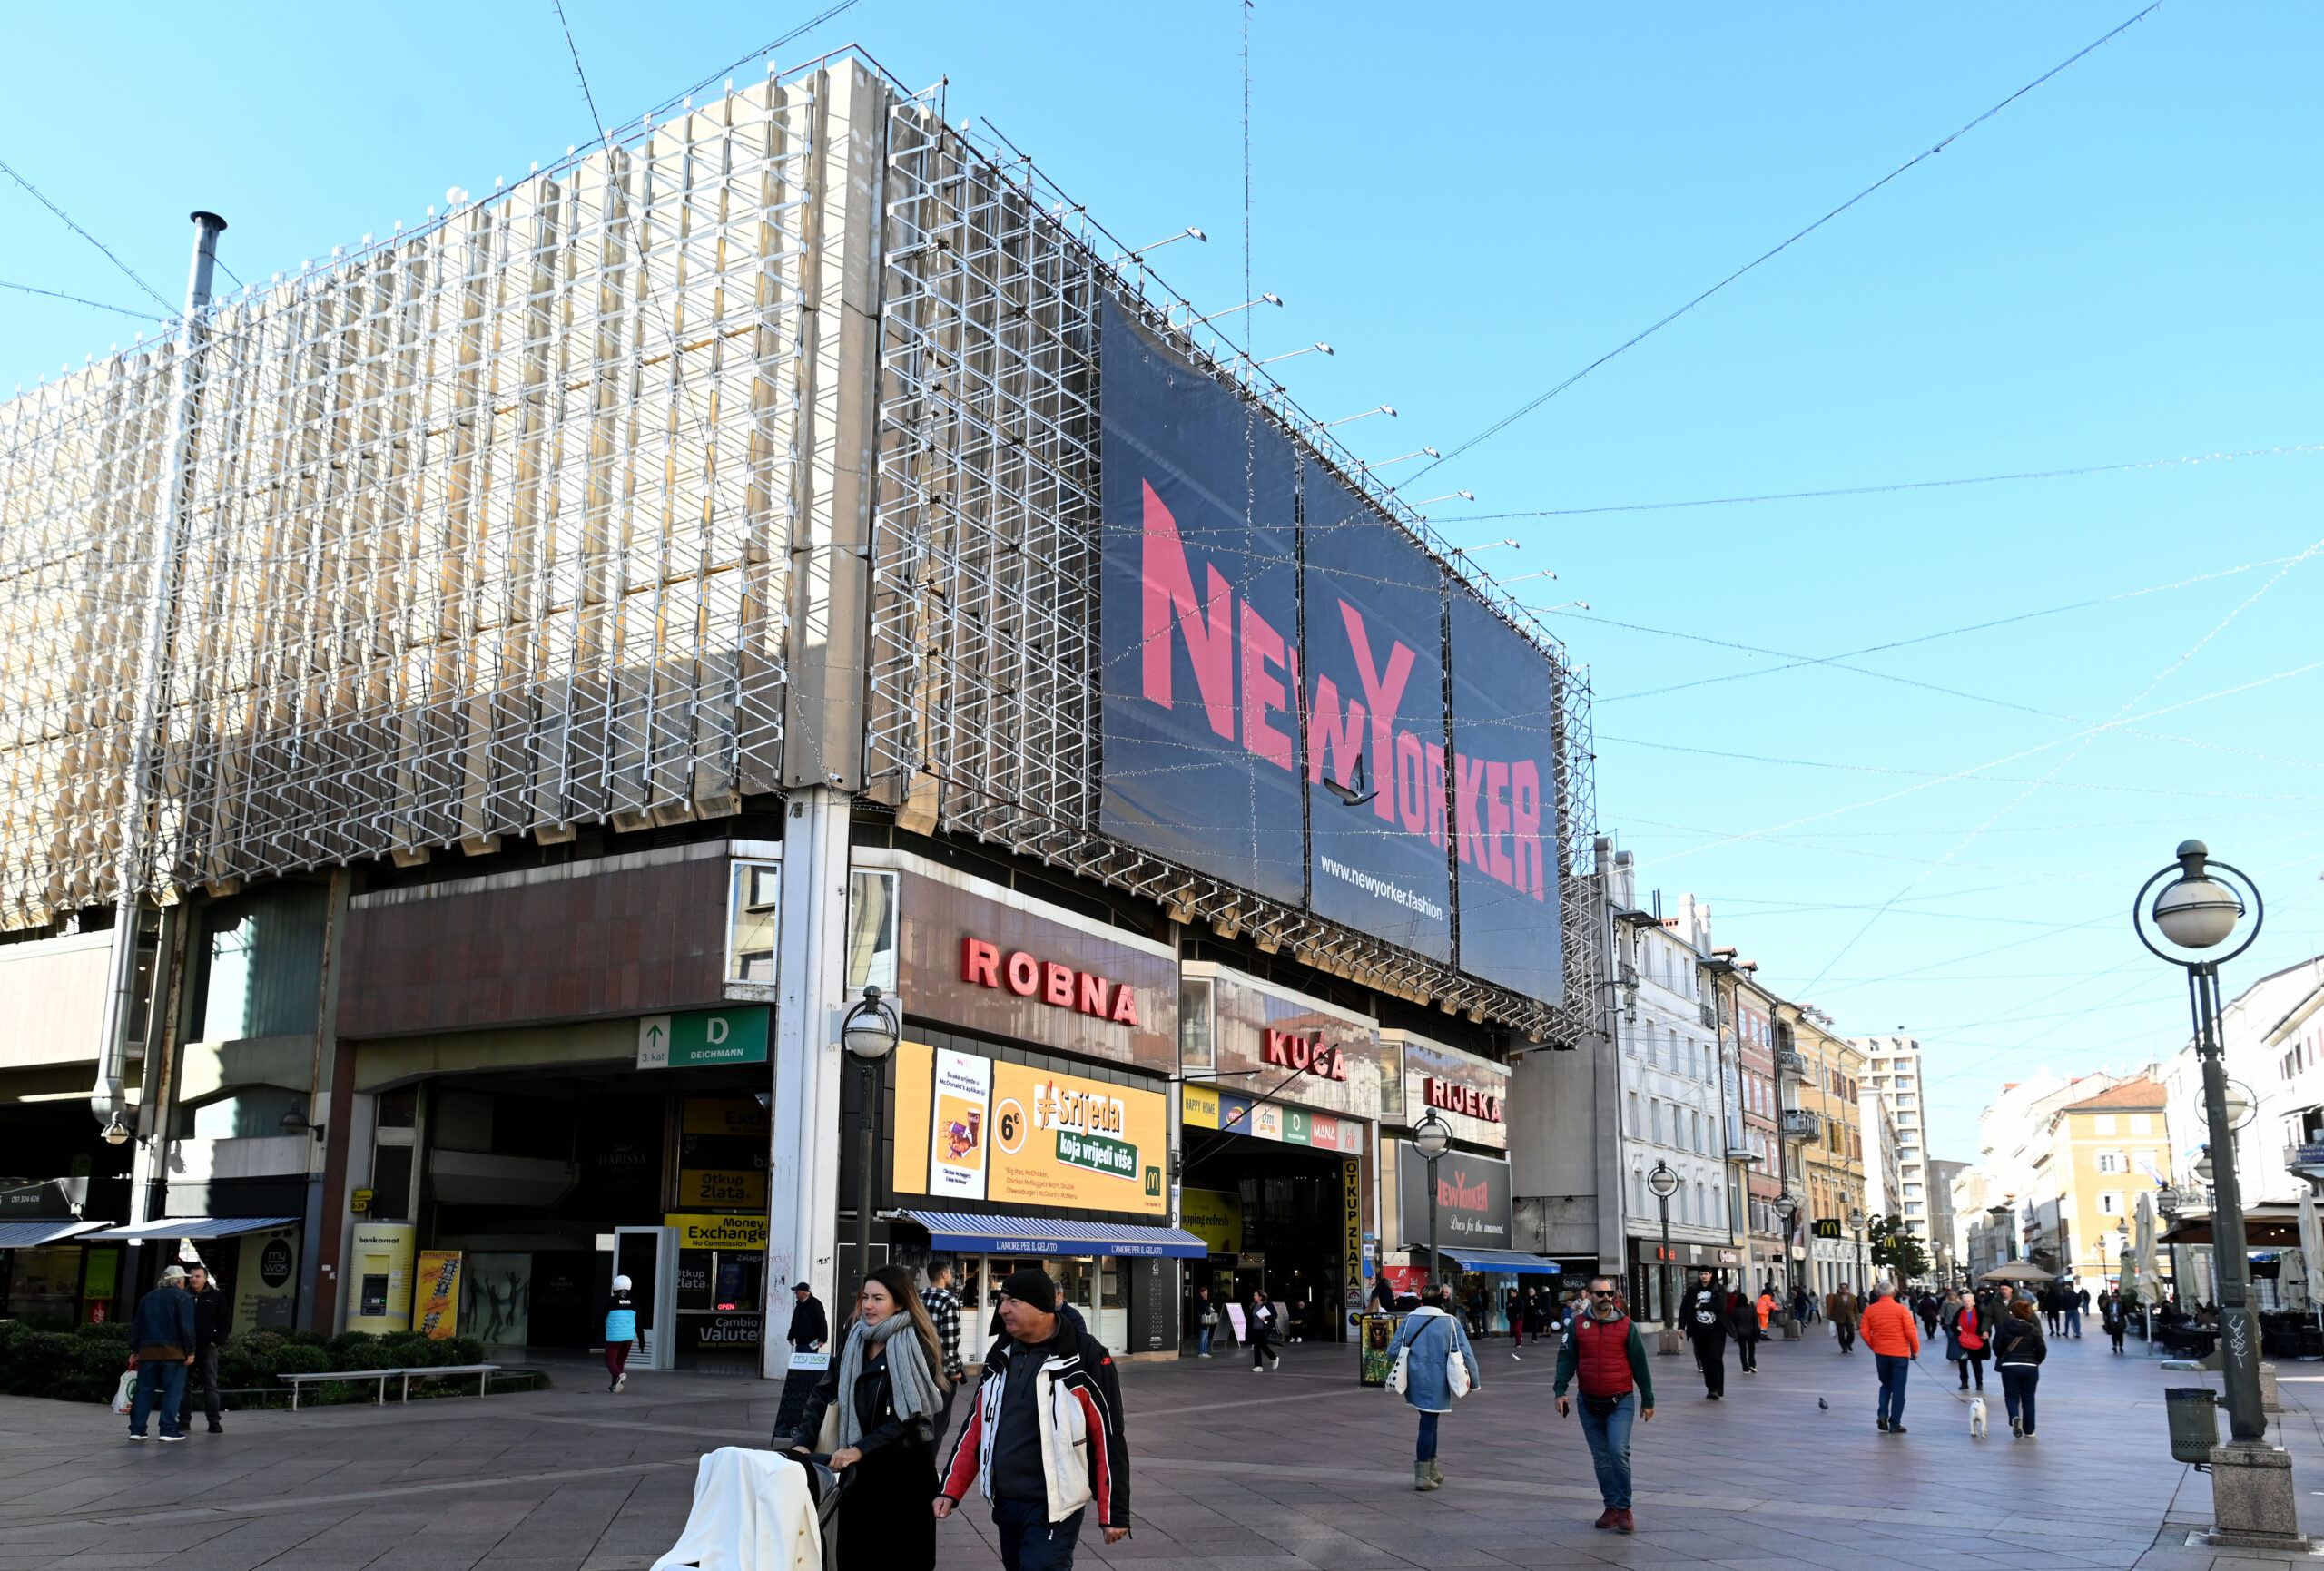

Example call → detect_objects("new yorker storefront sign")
1394 1142 1512 1250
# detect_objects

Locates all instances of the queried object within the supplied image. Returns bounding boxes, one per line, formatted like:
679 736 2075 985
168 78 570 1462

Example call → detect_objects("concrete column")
761 786 852 1378
2207 1440 2309 1550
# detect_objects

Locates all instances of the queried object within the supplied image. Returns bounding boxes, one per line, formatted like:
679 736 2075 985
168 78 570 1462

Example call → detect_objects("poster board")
892 1041 1167 1216
231 1228 297 1331
414 1250 463 1340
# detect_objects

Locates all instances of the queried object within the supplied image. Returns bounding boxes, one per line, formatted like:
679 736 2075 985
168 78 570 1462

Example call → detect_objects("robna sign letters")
960 938 1143 1026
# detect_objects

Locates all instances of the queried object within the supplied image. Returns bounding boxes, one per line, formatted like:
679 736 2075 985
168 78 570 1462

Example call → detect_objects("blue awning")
80 1216 300 1242
0 1220 112 1249
1442 1247 1561 1275
896 1211 1210 1260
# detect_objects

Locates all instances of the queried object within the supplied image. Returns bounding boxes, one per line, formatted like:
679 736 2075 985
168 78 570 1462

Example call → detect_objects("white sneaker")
1198 1352 1211 1359
615 1374 626 1393
127 1433 150 1442
1252 1365 1265 1374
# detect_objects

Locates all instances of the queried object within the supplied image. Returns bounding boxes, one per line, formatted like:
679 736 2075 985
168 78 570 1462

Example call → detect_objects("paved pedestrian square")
0 1329 2315 1570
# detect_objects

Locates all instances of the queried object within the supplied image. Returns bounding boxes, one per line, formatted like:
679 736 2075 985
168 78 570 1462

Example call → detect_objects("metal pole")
1427 1154 1441 1296
1659 1193 1673 1330
852 1055 881 1311
2193 960 2267 1441
90 211 227 1138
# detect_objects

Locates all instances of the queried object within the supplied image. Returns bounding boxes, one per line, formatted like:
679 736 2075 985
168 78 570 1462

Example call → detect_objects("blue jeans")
2000 1366 2039 1433
130 1360 188 1438
1576 1391 1636 1508
1415 1409 1440 1461
1197 1325 1213 1354
2063 1307 2081 1337
1875 1352 1909 1425
994 1498 1085 1571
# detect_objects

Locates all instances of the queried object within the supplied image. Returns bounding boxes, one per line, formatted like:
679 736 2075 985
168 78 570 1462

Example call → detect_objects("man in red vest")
1553 1276 1656 1534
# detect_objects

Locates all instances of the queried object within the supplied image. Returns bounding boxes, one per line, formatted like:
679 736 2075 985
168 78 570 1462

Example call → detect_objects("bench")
281 1363 501 1410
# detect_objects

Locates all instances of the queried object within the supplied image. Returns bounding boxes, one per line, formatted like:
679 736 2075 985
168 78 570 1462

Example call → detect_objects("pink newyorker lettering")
1139 482 1234 738
1338 601 1413 825
1239 599 1296 771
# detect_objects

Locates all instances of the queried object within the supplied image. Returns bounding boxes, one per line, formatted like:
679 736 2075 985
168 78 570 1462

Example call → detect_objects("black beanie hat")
1000 1268 1058 1313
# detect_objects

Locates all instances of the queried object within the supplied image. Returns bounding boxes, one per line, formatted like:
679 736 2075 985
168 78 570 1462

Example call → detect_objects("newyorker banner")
1395 1142 1513 1252
1099 293 1564 1005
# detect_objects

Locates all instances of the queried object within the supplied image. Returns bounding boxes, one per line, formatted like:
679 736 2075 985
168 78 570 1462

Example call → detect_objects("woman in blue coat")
1388 1284 1482 1491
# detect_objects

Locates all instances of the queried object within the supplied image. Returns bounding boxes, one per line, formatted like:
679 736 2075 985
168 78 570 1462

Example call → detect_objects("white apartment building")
1852 1036 1931 1245
1608 869 1731 1321
2159 956 2324 1214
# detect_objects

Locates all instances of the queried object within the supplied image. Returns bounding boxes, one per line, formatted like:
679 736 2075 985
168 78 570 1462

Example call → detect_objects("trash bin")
2165 1386 2221 1465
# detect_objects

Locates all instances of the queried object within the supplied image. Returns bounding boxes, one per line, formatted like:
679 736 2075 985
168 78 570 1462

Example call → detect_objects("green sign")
638 1007 771 1069
1055 1129 1139 1181
1283 1108 1312 1146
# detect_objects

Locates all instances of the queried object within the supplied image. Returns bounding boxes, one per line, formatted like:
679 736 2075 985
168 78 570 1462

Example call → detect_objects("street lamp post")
1848 1206 1867 1292
841 986 901 1309
1648 1161 1681 1346
1414 1109 1452 1298
2134 840 2301 1549
1773 1193 1799 1338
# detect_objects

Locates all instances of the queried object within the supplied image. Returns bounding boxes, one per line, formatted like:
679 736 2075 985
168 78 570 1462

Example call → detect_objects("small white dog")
1968 1396 1988 1438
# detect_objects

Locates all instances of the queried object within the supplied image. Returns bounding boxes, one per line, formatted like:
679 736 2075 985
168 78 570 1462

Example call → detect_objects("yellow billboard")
679 1168 767 1208
891 1041 1167 1216
414 1250 463 1340
1181 1084 1220 1130
1180 1187 1242 1254
667 1213 771 1250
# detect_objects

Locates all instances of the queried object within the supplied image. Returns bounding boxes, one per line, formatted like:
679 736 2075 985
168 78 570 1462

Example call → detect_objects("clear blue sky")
5 3 2319 1164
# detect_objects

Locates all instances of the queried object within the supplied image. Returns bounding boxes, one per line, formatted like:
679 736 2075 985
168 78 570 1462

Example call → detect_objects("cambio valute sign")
1098 298 1563 1005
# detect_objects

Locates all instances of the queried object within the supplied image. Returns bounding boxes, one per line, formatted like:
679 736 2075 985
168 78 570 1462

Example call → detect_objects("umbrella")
1978 1260 2059 1284
2134 1191 2167 1302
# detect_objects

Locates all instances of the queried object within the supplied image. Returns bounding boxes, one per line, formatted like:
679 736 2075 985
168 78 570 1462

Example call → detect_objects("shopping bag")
111 1370 135 1416
1385 1344 1409 1395
1446 1341 1472 1399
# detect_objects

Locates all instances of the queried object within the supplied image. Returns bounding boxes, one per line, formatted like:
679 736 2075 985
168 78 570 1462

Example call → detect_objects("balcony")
1779 1108 1820 1141
2286 1141 2324 1172
1777 1050 1807 1080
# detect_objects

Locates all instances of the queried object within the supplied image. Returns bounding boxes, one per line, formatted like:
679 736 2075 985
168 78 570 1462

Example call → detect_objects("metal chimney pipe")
89 210 228 1138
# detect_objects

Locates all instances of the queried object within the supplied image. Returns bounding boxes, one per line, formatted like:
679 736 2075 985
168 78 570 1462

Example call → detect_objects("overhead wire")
0 280 168 323
0 155 176 312
1437 441 2324 522
1407 2 2166 482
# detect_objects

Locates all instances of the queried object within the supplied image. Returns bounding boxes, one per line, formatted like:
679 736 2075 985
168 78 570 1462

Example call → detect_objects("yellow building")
1783 1011 1870 1293
2034 1076 2172 1285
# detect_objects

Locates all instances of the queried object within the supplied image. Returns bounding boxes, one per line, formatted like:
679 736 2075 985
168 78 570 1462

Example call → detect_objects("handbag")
1446 1336 1472 1399
1385 1343 1410 1394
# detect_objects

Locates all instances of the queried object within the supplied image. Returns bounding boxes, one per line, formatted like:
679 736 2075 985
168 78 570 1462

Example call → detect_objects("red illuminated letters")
960 937 1142 1030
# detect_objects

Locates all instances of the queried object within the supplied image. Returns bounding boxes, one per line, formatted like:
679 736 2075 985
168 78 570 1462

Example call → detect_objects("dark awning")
895 1211 1209 1259
80 1216 300 1242
1441 1247 1561 1275
0 1220 112 1249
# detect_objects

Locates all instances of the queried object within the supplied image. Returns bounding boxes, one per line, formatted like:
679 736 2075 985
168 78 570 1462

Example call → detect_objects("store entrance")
955 1254 1131 1354
1182 1128 1352 1344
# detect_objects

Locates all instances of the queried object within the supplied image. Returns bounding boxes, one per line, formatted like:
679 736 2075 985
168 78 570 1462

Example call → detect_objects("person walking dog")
1859 1282 1920 1434
1554 1276 1654 1534
1385 1285 1482 1492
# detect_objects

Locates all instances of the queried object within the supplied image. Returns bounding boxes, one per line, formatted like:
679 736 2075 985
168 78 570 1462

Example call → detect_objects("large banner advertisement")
1099 298 1304 904
1394 1142 1514 1252
892 1040 1168 1216
1099 294 1564 1006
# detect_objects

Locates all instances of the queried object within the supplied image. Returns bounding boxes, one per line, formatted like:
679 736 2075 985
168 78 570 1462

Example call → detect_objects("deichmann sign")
891 1040 1168 1215
1394 1142 1513 1252
636 1006 771 1068
1098 297 1564 1004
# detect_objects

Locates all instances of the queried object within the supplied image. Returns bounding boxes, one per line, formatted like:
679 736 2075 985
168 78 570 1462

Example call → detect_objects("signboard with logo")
891 1040 1167 1216
1394 1142 1513 1252
1098 296 1565 1005
666 1213 771 1251
883 852 1179 1074
346 1221 418 1332
1197 963 1394 1125
637 1006 771 1068
1180 1186 1244 1254
233 1226 299 1331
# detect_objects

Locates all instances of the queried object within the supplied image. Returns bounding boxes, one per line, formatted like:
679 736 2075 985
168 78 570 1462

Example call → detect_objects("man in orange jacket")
1856 1282 1921 1433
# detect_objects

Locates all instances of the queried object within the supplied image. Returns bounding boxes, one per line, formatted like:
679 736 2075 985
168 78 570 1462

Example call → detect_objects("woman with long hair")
780 1264 951 1569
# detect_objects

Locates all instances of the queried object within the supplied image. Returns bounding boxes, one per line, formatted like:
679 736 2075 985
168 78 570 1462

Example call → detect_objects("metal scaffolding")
0 50 1602 1046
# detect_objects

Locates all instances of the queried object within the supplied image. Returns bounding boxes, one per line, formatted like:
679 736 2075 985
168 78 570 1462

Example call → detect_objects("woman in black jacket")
781 1264 951 1570
1991 1300 2047 1438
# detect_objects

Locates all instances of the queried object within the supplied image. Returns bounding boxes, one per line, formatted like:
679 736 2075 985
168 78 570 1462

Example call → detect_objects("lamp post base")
2205 1441 2310 1552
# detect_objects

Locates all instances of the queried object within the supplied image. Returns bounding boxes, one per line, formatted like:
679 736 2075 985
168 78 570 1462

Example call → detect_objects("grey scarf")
832 1312 948 1451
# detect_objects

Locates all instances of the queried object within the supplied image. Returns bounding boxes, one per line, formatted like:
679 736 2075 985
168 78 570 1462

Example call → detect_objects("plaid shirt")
924 1284 964 1381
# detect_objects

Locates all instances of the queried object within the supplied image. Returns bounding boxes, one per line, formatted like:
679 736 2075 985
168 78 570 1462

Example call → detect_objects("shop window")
845 869 899 994
728 861 781 983
1179 977 1214 1069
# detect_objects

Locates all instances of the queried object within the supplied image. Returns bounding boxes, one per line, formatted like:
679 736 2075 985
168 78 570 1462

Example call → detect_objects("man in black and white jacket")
937 1269 1130 1568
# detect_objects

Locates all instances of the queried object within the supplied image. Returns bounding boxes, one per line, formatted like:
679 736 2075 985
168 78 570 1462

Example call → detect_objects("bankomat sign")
1098 296 1562 1005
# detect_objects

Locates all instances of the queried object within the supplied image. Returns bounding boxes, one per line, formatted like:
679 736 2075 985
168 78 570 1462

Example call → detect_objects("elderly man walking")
1858 1282 1921 1434
1554 1276 1654 1534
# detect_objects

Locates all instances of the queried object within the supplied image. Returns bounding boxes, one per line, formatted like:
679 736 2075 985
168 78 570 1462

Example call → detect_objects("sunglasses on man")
1590 1289 1620 1299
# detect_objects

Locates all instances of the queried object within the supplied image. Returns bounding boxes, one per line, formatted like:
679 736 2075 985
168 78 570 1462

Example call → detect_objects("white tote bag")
111 1370 136 1416
1384 1342 1410 1395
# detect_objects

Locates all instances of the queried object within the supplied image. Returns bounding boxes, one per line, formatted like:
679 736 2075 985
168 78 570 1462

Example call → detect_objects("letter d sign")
706 1017 730 1045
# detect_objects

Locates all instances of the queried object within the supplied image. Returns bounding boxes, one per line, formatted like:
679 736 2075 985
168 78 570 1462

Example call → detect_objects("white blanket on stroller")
651 1447 822 1571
